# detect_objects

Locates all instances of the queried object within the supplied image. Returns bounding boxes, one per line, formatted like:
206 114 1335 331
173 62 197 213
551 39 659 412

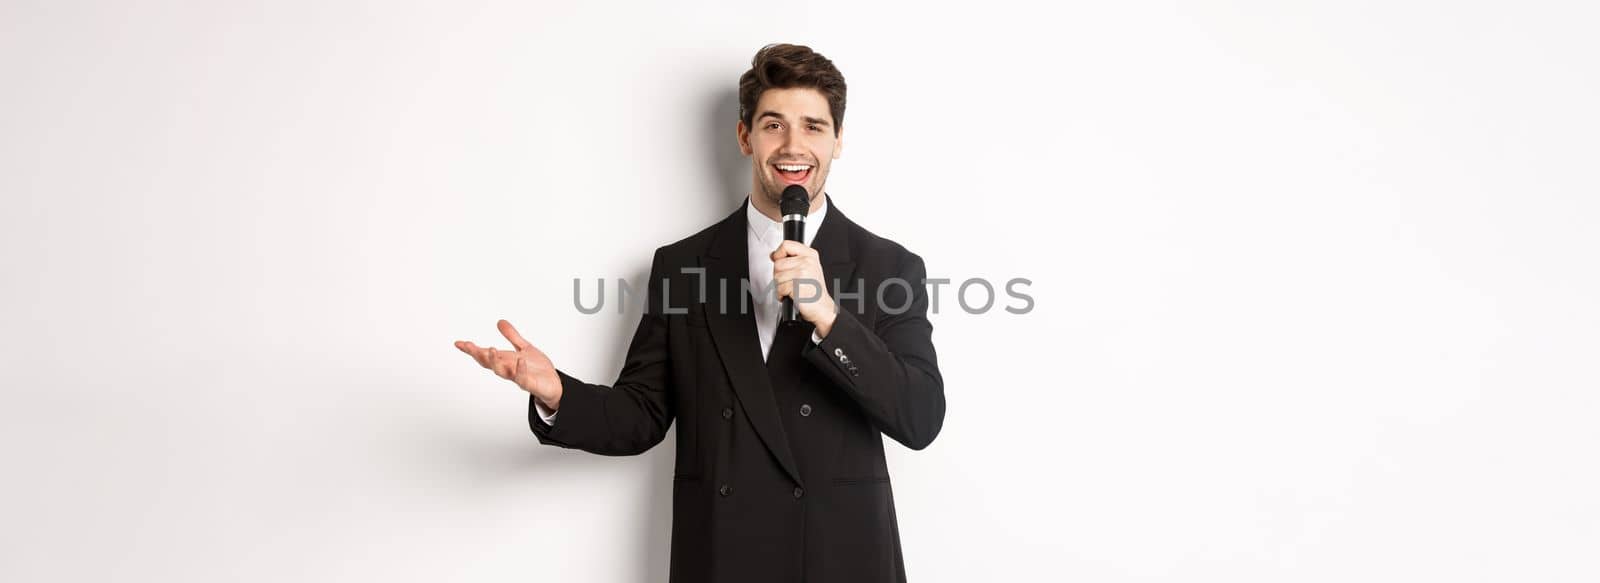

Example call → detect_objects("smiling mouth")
773 163 813 184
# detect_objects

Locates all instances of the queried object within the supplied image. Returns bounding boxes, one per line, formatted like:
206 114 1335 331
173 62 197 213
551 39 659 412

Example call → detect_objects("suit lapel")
701 199 804 487
811 195 859 308
698 195 862 488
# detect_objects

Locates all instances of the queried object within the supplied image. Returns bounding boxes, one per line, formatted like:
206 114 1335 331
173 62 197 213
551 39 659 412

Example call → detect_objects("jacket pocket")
831 475 890 486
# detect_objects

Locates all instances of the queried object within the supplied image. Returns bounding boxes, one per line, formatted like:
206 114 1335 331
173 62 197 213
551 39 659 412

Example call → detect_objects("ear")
736 120 752 156
832 126 843 159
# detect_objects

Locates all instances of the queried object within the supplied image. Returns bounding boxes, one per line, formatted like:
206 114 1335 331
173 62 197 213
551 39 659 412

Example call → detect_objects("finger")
770 240 803 260
483 346 499 370
483 346 501 374
458 341 490 367
773 266 816 284
773 256 808 272
771 240 818 261
771 267 812 289
498 319 533 351
492 350 516 379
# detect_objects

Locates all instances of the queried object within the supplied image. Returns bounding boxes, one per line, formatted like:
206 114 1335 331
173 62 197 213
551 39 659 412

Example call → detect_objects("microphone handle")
779 217 806 325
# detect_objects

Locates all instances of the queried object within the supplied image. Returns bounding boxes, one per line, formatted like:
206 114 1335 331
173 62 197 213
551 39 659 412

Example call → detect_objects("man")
454 43 946 583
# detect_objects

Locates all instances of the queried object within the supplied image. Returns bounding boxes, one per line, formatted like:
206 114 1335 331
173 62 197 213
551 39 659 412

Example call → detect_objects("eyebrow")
756 111 831 127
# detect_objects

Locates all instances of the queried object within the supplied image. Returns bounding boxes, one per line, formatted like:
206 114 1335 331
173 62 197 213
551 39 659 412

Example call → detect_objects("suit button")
799 404 812 417
793 487 805 499
719 484 732 496
834 348 845 359
721 407 733 419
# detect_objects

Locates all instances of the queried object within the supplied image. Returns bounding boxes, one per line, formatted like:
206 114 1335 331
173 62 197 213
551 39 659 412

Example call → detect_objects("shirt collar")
746 193 828 249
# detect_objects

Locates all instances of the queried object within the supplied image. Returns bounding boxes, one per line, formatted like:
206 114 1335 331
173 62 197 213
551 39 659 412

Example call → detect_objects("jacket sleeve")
528 248 674 456
803 251 946 450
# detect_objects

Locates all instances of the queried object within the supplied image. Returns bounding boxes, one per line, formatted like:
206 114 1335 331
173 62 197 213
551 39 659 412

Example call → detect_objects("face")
737 87 843 209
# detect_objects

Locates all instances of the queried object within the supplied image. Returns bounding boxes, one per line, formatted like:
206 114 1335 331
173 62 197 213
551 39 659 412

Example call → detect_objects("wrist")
813 309 836 339
537 395 560 412
539 372 562 411
537 382 561 412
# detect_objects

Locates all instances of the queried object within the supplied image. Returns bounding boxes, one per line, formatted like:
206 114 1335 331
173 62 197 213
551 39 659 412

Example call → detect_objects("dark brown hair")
738 43 847 136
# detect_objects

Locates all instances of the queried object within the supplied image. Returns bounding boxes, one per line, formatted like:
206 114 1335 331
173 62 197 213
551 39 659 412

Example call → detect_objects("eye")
765 122 781 130
807 124 821 132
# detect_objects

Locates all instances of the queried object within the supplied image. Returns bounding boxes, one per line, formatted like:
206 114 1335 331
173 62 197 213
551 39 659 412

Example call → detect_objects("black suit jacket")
530 195 946 583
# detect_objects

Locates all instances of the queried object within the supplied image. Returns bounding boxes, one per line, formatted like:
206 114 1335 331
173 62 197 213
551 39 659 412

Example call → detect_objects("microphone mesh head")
780 185 810 216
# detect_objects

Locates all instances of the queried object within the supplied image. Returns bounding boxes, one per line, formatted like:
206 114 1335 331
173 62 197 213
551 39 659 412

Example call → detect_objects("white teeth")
776 164 811 172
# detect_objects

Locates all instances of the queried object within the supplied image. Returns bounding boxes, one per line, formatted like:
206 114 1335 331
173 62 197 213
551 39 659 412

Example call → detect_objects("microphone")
778 184 810 325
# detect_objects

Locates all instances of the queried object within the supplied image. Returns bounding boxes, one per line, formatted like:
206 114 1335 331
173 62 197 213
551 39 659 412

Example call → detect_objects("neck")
750 187 825 222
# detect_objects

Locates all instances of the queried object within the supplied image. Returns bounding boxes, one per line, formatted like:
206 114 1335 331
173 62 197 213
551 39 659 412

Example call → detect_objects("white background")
3 1 1597 581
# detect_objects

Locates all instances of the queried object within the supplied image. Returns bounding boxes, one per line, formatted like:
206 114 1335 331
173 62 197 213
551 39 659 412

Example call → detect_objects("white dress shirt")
537 196 828 424
746 195 829 360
